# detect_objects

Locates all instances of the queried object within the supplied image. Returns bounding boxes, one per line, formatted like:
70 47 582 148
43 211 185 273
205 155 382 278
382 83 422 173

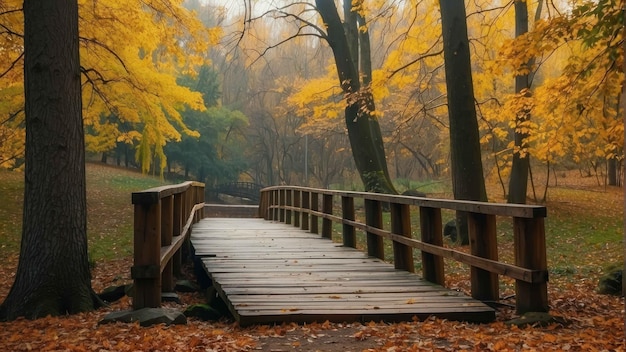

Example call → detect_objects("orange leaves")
0 286 624 352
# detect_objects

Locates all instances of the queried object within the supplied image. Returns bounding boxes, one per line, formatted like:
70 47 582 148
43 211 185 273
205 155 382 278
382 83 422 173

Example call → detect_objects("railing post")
310 192 319 234
161 195 174 292
258 190 268 219
279 189 286 223
132 200 162 309
419 207 445 285
468 213 499 302
182 187 193 260
391 202 414 272
293 190 301 228
514 217 549 313
197 183 205 219
301 191 310 231
172 193 183 277
271 190 279 221
341 196 356 248
285 189 293 225
322 194 333 239
365 199 384 259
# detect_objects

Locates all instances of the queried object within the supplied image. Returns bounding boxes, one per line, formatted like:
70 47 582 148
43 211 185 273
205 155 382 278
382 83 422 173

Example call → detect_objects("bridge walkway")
190 218 495 326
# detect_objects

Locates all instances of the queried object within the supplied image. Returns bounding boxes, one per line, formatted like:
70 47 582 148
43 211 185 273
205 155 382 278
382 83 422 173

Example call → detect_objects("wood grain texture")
191 218 495 326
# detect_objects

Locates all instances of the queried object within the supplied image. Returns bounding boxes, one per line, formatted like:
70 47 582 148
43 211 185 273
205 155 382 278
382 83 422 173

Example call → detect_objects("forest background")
1 0 623 197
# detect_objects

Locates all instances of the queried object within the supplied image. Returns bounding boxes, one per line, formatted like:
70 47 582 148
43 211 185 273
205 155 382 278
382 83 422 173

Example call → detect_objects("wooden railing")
131 181 205 309
259 186 549 314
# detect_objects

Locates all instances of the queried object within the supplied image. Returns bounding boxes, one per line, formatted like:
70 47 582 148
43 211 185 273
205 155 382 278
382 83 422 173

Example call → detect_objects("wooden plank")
514 217 549 313
191 218 495 326
226 292 472 302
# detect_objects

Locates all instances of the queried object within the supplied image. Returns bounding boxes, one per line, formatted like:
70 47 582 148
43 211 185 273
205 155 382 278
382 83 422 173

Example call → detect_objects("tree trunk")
439 0 488 244
439 0 487 202
508 0 541 204
608 157 617 186
1 0 97 320
316 0 396 193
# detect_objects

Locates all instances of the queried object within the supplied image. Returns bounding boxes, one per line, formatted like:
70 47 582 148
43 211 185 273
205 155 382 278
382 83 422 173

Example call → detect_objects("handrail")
258 186 549 314
131 181 205 309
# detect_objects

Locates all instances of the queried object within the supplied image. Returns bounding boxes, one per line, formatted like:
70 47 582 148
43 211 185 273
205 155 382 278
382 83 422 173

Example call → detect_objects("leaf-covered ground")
0 165 624 351
0 254 623 351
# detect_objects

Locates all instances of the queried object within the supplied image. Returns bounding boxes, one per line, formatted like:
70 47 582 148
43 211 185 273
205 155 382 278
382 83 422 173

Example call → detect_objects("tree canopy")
1 0 623 194
0 0 221 173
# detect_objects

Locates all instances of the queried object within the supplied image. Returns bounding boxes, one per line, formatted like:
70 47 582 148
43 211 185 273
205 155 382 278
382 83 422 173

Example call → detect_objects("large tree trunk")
439 0 488 243
316 0 396 193
0 0 97 320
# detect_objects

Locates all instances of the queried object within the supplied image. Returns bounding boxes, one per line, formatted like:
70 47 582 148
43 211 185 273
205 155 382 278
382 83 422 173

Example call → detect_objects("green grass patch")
0 163 167 262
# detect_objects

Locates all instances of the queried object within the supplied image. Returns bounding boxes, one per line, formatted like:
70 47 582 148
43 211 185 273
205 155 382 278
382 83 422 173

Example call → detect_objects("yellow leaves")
77 0 218 172
0 0 218 172
286 74 346 137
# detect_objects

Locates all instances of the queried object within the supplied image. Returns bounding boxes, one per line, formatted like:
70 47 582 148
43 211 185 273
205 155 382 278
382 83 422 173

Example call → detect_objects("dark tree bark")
439 0 487 202
608 157 617 186
316 0 396 193
439 0 487 243
0 0 97 320
508 0 542 204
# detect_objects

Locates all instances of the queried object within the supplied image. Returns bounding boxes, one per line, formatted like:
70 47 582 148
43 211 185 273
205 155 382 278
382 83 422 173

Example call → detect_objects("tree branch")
387 45 443 79
79 37 129 73
0 52 23 80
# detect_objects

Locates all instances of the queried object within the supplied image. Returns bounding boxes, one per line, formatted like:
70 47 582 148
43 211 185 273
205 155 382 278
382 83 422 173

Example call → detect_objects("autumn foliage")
0 253 623 351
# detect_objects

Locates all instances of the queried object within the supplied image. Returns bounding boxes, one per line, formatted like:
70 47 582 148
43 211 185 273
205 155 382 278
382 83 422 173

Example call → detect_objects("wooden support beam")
132 201 162 309
285 190 292 225
310 192 319 234
514 217 549 314
391 202 414 272
322 194 333 239
279 189 286 223
161 196 174 292
420 207 445 285
293 190 301 228
468 213 499 302
301 191 310 231
365 199 384 260
342 196 356 248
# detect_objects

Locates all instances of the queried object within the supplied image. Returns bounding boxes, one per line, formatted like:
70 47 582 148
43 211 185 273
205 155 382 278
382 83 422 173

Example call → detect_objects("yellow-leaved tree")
496 0 624 199
0 0 221 172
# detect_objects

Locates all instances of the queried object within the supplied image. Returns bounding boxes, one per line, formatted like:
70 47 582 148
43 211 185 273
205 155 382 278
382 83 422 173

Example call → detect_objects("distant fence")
131 181 205 309
259 186 549 314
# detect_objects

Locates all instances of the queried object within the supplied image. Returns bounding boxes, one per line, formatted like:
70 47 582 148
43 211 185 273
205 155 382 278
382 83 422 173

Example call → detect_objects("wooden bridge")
130 183 549 326
210 182 264 202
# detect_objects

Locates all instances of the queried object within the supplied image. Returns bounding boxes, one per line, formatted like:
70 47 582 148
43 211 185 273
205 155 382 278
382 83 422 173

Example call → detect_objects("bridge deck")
190 218 495 326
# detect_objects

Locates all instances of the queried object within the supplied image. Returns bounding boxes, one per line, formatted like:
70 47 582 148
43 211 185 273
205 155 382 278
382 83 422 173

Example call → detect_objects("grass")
0 162 167 261
543 187 623 279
